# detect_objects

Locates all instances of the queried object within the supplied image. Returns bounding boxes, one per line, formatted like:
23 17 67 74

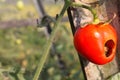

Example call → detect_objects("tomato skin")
74 23 117 65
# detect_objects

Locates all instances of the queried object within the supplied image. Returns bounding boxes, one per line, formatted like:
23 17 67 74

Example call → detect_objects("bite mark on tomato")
104 40 115 57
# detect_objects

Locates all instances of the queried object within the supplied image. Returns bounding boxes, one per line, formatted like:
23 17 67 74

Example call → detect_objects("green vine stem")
71 2 99 24
33 0 98 80
32 1 70 80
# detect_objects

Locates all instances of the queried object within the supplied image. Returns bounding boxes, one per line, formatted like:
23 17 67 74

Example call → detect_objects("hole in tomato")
104 40 115 57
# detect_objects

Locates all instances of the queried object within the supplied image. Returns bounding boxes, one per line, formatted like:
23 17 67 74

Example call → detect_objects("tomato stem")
71 2 99 24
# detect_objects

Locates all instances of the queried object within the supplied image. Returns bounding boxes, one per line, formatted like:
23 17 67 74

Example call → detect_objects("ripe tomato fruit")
74 23 117 65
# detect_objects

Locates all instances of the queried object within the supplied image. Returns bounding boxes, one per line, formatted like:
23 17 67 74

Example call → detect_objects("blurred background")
0 0 84 80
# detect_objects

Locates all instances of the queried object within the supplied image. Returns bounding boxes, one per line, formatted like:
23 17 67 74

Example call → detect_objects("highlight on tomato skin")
73 23 117 65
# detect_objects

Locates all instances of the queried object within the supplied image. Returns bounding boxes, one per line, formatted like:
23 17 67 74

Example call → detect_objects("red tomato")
74 23 117 65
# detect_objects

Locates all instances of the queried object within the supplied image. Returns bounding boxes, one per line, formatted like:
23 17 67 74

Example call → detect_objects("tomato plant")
74 23 117 65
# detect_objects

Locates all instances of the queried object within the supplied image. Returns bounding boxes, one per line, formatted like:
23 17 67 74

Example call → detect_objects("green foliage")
0 25 83 80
